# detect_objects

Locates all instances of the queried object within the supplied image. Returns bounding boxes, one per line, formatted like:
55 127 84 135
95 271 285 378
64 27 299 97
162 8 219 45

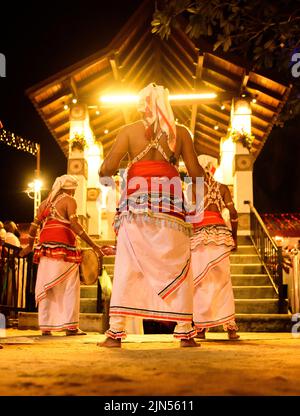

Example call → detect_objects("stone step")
18 312 104 332
229 254 260 264
95 239 116 246
235 245 257 255
234 299 286 314
210 313 292 332
233 286 277 299
237 235 252 244
231 274 271 286
18 311 292 333
80 285 97 298
80 298 98 313
230 264 265 274
102 256 115 265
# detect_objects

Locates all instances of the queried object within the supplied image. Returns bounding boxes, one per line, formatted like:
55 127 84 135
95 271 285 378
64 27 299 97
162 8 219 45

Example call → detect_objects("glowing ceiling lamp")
100 95 138 104
169 93 217 101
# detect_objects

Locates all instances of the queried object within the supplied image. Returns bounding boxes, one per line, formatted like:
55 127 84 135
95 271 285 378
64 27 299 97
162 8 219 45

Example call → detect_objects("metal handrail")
244 200 286 313
244 202 278 250
0 241 37 316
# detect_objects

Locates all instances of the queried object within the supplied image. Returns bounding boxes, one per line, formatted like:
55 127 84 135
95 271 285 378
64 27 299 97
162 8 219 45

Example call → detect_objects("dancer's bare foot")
66 329 87 336
180 339 200 347
227 330 240 340
97 337 121 348
194 331 206 339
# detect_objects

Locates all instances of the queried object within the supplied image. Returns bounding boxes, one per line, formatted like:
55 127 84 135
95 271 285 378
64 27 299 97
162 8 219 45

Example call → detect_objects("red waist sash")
193 211 225 229
128 160 178 179
39 219 76 246
126 160 180 196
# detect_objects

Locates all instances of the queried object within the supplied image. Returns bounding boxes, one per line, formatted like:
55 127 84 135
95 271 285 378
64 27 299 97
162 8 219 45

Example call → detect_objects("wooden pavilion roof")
27 0 291 161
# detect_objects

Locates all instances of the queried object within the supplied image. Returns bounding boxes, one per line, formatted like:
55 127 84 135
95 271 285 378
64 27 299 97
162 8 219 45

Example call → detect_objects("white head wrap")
49 174 78 202
137 83 176 152
197 155 218 175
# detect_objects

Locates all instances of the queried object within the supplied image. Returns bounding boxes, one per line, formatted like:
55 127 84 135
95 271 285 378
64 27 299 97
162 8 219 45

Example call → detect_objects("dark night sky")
0 0 299 223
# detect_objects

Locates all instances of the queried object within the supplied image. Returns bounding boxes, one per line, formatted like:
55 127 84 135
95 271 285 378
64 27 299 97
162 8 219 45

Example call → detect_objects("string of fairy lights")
0 128 39 156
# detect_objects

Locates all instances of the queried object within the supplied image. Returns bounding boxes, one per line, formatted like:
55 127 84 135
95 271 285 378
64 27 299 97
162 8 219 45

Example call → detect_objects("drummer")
20 174 110 336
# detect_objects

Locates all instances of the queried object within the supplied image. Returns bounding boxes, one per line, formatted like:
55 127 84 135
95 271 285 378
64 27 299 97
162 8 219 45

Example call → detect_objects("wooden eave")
27 0 291 160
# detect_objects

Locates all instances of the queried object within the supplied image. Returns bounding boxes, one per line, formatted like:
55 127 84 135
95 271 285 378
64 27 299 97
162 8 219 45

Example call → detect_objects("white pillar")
233 142 254 235
231 98 253 235
68 147 88 229
217 97 253 235
86 143 103 238
67 103 92 230
218 137 234 185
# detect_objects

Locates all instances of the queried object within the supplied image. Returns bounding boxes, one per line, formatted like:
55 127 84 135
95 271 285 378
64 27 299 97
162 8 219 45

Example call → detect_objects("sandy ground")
0 329 300 397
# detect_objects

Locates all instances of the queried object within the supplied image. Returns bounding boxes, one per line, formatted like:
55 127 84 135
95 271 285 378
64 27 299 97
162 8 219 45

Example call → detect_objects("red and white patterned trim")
105 329 127 340
39 322 78 331
109 306 193 323
191 224 234 250
158 258 190 300
173 328 197 340
34 243 82 264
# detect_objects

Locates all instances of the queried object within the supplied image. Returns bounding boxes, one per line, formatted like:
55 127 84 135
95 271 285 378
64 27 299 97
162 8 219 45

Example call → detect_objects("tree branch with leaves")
151 0 300 123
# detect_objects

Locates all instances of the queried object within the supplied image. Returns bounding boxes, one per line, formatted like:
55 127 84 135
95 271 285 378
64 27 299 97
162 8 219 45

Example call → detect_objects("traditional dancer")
98 83 204 348
20 174 108 336
190 163 240 340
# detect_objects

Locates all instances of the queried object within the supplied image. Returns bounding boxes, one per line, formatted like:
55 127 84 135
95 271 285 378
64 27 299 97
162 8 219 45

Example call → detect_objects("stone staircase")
229 235 291 331
18 236 292 332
